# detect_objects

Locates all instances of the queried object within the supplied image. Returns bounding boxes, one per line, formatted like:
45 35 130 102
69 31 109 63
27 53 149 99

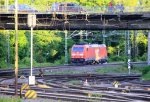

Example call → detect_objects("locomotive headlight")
79 54 83 56
72 54 76 56
79 54 84 57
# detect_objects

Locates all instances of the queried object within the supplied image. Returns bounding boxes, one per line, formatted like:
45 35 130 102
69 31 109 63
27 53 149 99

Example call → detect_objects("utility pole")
148 31 150 65
80 30 83 42
7 30 10 68
65 30 68 65
86 31 88 40
102 30 106 44
14 0 18 96
125 30 127 57
127 30 131 75
133 30 137 62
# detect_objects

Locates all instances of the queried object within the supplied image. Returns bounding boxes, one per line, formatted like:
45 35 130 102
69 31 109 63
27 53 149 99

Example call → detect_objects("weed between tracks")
67 80 81 85
91 93 102 98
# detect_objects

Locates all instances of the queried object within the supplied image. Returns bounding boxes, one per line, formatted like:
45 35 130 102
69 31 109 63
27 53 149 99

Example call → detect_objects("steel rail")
0 62 147 77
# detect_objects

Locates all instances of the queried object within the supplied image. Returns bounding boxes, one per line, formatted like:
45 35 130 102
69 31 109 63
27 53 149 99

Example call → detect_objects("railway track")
0 62 149 101
0 61 147 77
0 74 150 101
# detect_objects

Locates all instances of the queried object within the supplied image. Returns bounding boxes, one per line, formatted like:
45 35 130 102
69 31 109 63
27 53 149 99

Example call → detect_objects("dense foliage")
0 30 148 68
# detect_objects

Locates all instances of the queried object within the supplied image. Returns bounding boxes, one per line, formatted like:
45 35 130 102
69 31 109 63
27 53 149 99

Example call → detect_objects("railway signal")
64 30 68 65
127 30 131 75
128 59 131 74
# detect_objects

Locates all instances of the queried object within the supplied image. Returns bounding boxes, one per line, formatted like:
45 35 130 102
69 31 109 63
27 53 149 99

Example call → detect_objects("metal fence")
0 5 150 14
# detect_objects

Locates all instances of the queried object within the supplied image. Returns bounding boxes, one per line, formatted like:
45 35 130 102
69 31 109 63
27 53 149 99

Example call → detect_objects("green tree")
0 31 7 68
131 31 148 57
33 31 62 63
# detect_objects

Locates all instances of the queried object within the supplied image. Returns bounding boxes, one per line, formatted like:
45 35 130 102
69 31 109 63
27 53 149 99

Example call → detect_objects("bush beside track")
142 66 150 80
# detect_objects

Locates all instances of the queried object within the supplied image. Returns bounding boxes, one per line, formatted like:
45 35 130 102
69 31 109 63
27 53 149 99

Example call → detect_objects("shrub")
142 71 150 80
142 66 150 75
21 57 37 66
54 56 65 65
139 53 147 61
108 55 127 62
0 60 7 69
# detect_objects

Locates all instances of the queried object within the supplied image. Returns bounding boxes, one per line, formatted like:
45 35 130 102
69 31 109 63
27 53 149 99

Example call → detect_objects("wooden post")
15 0 18 96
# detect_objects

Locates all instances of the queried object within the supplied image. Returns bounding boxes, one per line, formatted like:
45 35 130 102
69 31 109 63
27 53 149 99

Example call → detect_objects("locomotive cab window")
60 4 65 6
67 3 74 7
72 47 84 52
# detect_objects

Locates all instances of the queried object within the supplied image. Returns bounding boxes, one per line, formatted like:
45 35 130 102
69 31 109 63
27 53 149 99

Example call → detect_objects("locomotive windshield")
72 47 84 52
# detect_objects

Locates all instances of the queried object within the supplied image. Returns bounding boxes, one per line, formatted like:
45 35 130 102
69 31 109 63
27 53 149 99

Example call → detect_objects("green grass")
16 62 62 69
95 65 142 74
95 65 150 81
142 71 150 80
141 66 150 80
0 98 22 102
67 80 81 85
34 62 62 67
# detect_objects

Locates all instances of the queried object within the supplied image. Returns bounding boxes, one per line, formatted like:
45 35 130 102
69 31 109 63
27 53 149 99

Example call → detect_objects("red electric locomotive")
71 44 107 65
